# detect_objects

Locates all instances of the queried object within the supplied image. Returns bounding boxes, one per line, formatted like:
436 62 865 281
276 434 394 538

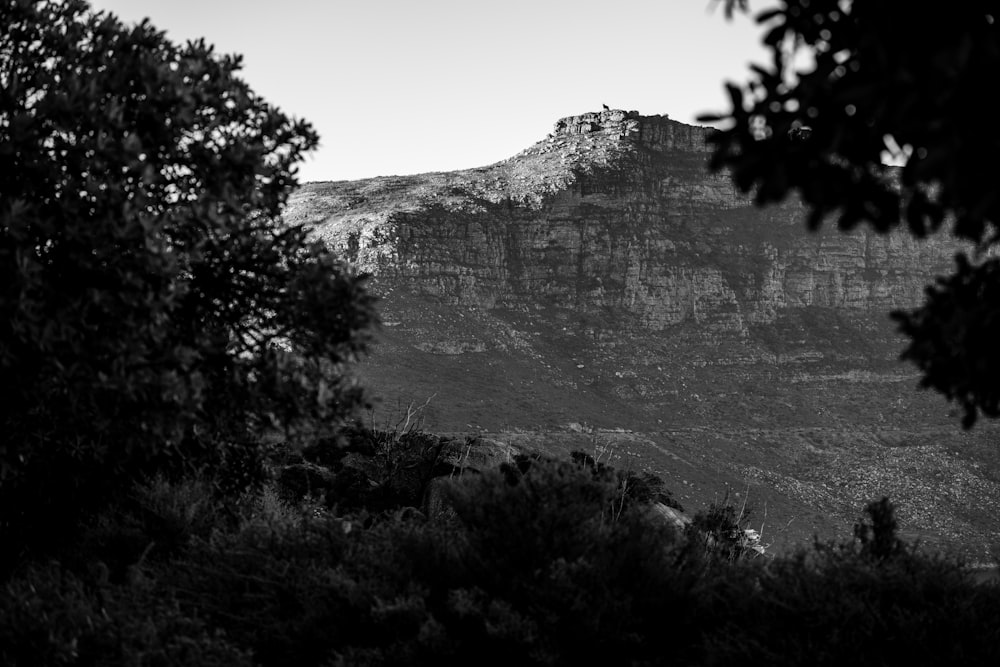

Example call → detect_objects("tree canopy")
705 0 1000 427
0 0 375 552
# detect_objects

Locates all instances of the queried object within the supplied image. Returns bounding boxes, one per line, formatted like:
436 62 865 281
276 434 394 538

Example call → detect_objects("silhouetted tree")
0 0 375 556
704 1 1000 427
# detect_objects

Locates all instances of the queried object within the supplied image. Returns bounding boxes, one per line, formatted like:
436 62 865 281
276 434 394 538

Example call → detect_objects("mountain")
284 109 1000 559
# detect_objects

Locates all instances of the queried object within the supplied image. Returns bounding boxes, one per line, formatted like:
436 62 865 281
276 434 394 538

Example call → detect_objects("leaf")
755 8 783 24
696 113 727 123
726 83 745 113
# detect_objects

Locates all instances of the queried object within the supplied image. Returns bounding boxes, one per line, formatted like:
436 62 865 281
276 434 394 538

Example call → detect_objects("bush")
6 443 1000 666
0 563 252 666
687 492 766 562
0 0 375 564
7 428 998 666
170 460 1000 666
307 423 458 512
436 456 704 665
137 451 700 666
702 498 1000 666
73 475 227 580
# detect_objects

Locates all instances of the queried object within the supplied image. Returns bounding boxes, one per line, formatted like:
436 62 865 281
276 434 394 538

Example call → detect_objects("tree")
703 1 1000 427
0 0 376 554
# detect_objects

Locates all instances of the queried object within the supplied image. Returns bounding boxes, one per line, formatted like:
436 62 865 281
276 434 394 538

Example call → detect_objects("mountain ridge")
284 109 1000 558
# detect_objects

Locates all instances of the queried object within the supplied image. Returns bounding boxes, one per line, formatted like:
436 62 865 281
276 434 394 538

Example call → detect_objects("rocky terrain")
284 110 1000 560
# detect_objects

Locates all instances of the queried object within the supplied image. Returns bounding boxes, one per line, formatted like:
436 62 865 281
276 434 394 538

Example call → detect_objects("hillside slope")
285 110 1000 558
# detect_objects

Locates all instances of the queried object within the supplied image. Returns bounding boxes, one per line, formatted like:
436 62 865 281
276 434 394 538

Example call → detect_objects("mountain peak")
508 109 715 163
552 108 645 136
282 107 1000 559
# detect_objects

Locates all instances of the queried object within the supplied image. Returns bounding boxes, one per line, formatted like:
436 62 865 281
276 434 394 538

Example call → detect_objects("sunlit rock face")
286 109 956 401
284 110 1000 560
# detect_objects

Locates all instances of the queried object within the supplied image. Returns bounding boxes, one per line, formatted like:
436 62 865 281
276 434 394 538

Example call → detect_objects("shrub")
853 496 905 562
166 488 363 666
702 498 1000 666
433 455 704 665
14 445 998 666
569 449 684 512
295 423 472 514
73 475 227 580
14 431 998 666
0 563 252 666
687 492 766 562
144 451 701 666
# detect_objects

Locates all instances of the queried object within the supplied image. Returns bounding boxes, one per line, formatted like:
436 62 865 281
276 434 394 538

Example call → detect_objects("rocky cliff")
284 110 1000 559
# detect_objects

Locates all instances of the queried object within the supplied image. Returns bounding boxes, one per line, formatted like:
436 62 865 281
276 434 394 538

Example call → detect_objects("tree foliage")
704 0 1000 426
0 0 376 552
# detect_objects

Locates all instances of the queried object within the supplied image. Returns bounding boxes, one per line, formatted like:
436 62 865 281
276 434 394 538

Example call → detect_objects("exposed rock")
289 111 955 354
285 430 526 514
650 502 690 530
286 110 964 432
283 110 1000 559
438 436 519 472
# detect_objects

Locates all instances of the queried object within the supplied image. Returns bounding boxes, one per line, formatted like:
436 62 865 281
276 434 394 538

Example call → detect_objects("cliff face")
284 110 1000 558
289 110 956 383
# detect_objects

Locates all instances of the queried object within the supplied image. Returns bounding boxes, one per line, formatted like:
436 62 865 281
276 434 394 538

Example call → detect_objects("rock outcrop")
283 110 1000 559
286 110 959 414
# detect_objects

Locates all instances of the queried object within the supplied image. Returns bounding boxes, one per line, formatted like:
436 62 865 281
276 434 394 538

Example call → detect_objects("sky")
88 0 775 183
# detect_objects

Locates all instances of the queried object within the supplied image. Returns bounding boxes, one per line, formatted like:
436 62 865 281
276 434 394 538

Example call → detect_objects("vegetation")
0 0 375 563
2 434 998 666
2 1 997 664
705 0 1000 426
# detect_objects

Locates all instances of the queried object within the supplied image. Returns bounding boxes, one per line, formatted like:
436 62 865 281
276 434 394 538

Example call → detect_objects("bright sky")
88 0 774 183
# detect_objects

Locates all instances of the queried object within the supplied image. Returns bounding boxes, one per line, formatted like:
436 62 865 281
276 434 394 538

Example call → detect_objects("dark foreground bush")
0 563 252 667
167 454 706 666
701 498 1000 666
2 453 999 666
